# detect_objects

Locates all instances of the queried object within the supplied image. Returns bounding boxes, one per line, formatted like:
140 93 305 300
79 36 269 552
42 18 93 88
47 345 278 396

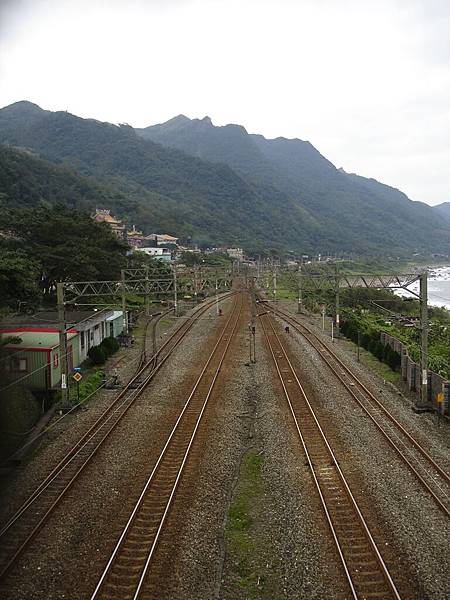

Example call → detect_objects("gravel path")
274 301 450 600
0 298 232 599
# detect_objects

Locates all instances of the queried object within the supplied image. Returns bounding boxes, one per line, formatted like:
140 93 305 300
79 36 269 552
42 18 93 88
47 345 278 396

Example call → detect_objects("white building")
137 247 172 262
226 247 244 261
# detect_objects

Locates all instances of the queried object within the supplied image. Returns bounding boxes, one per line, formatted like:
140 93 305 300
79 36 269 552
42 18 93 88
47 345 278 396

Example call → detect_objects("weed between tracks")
224 450 286 600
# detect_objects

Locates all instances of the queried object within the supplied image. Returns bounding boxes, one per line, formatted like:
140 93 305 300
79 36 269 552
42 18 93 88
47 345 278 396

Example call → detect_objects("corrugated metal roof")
106 311 123 321
0 331 78 350
0 309 112 328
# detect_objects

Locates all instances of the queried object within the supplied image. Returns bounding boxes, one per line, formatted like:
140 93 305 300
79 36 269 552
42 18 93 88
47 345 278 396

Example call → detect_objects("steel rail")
259 311 402 600
137 308 172 371
91 294 243 599
0 292 234 582
266 303 450 518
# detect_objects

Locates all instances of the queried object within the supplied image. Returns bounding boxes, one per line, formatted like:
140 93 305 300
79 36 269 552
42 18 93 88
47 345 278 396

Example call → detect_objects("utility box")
441 381 450 416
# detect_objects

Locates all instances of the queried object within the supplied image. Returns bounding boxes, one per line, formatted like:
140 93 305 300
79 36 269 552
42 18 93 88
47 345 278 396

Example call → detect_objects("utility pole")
335 264 340 339
215 277 219 315
249 277 256 363
121 269 128 334
420 272 428 407
297 263 302 313
272 263 277 300
173 264 178 316
145 266 150 316
57 283 69 408
193 266 198 304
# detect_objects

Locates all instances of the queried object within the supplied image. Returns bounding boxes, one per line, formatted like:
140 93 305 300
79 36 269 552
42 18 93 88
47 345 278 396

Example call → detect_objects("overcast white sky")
0 0 449 205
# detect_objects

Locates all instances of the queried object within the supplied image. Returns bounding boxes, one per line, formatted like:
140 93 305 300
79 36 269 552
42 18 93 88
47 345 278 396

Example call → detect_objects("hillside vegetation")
140 114 450 255
1 101 449 255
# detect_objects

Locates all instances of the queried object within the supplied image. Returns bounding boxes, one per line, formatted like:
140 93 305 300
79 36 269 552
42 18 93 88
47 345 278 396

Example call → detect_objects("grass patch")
68 369 104 404
343 339 401 383
226 451 263 594
224 451 286 600
275 286 296 301
159 317 174 328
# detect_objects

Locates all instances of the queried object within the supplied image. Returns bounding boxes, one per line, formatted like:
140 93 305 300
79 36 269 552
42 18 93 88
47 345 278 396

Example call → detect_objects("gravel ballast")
0 298 233 599
1 295 448 599
274 302 450 600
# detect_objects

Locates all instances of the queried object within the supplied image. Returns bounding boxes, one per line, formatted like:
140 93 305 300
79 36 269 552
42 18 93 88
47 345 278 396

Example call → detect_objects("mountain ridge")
138 111 449 254
1 101 448 255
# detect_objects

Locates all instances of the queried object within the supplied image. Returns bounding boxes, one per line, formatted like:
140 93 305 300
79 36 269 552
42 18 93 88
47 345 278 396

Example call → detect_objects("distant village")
0 209 245 399
93 208 245 262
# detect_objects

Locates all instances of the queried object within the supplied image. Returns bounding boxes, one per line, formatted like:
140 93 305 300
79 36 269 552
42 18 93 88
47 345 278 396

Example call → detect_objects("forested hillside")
0 102 321 251
0 145 128 211
140 114 450 255
1 101 449 255
432 202 450 226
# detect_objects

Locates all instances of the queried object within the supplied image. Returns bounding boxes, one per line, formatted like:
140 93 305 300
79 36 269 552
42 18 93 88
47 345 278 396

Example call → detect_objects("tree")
1 204 128 297
0 248 41 309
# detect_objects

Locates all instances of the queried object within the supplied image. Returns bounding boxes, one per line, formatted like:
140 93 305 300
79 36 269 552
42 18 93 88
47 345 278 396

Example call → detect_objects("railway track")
90 293 243 600
264 301 450 518
259 309 402 600
0 292 234 582
137 308 172 371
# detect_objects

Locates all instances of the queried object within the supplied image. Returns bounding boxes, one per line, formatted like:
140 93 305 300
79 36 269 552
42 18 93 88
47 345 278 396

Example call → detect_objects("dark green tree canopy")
0 203 127 303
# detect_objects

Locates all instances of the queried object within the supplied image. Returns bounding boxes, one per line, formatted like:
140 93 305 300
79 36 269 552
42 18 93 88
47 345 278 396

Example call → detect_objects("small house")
0 328 80 391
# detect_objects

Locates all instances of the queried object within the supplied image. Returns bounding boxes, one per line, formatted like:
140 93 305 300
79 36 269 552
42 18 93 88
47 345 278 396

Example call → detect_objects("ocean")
393 266 450 310
427 267 450 309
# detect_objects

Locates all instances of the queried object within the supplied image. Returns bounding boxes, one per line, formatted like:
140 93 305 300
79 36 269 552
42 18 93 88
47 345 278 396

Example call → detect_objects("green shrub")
88 345 106 365
386 347 401 371
360 333 370 350
100 336 120 357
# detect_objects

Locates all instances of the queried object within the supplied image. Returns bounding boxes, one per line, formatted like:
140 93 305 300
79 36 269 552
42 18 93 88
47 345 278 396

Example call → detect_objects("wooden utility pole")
420 272 428 406
57 283 69 408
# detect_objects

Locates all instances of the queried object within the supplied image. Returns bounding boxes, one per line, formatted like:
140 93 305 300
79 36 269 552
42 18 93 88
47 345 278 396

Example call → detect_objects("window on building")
10 357 27 372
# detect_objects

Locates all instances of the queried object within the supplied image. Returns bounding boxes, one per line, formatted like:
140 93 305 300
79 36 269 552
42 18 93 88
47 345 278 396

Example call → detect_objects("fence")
380 331 449 416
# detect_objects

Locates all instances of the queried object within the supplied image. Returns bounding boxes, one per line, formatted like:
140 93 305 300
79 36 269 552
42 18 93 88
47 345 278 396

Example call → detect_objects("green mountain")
432 202 450 226
0 144 129 211
0 102 322 252
1 101 448 256
140 115 450 255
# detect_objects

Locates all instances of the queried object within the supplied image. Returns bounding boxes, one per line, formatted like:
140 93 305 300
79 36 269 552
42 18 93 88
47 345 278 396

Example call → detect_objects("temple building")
93 209 126 238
